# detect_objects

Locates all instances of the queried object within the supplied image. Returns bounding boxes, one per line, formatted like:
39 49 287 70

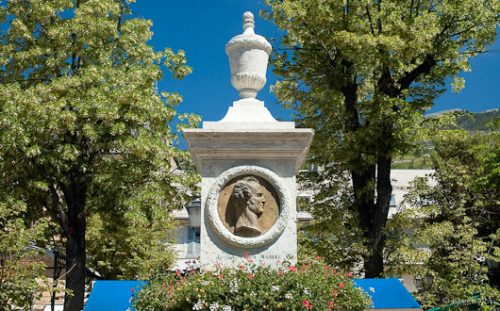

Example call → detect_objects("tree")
0 197 50 310
0 0 196 310
393 124 500 309
85 189 178 280
264 0 499 277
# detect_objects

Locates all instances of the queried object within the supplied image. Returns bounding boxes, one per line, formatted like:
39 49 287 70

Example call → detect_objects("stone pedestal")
183 12 313 270
184 127 312 270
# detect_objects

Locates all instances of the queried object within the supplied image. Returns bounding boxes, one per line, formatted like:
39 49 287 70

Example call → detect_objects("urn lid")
225 12 272 57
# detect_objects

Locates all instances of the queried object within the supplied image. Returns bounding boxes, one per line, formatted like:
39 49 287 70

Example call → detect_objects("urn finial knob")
226 12 272 99
242 11 255 34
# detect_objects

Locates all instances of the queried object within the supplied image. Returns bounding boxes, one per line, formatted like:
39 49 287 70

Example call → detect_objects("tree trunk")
339 62 394 277
363 240 385 278
352 155 392 278
63 181 87 311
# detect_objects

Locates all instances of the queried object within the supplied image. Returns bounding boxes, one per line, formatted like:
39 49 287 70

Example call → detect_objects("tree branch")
117 0 125 33
397 54 436 91
365 6 376 35
376 0 383 34
48 183 70 236
0 77 53 85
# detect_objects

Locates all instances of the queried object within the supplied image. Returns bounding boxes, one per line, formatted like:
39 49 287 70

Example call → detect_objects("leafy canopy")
391 124 500 309
264 0 499 276
0 197 51 310
0 0 199 290
265 0 499 165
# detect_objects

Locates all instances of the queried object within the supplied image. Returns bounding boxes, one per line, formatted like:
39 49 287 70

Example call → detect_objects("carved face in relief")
218 175 279 238
232 177 266 236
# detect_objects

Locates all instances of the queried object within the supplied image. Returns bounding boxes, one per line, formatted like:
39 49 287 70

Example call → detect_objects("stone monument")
183 12 313 270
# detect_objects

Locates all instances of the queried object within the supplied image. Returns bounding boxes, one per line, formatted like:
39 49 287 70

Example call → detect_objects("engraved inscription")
215 254 290 261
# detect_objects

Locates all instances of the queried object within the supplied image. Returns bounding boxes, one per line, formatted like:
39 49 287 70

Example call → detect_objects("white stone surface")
198 159 299 270
183 129 313 174
226 12 272 99
184 127 312 270
203 98 294 129
183 127 313 270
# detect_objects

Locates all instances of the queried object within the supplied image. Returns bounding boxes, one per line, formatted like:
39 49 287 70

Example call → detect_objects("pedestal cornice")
183 128 314 174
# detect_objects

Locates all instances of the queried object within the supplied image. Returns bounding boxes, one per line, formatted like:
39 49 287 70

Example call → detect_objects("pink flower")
239 265 246 270
243 251 250 259
315 255 322 260
328 300 335 311
303 299 313 310
289 266 296 272
339 282 345 289
247 273 254 279
346 272 353 278
246 258 254 263
332 290 338 296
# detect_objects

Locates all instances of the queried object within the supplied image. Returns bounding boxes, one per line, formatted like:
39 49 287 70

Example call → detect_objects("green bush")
133 257 371 310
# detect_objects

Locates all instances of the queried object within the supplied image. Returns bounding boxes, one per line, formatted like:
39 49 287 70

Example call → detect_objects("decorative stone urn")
183 12 313 270
226 12 272 99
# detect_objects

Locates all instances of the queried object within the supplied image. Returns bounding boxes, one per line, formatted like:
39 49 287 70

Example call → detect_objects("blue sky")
131 1 499 124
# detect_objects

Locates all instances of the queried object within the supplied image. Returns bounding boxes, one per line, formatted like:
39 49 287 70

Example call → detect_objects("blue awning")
84 280 146 311
354 278 422 310
85 278 421 310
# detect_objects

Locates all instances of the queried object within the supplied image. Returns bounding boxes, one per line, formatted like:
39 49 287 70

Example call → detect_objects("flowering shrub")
133 257 370 310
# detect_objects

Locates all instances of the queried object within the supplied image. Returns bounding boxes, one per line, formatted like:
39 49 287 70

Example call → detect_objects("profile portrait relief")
217 174 280 238
231 176 265 236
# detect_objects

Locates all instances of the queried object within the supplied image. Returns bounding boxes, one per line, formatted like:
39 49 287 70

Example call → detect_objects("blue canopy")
354 278 422 309
84 280 146 311
85 278 421 310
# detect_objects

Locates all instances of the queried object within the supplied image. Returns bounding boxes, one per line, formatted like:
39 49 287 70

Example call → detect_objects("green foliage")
457 109 500 132
0 197 50 310
264 0 499 163
86 203 176 280
133 257 370 311
0 0 198 307
297 166 367 272
264 0 500 276
389 126 500 309
393 109 500 168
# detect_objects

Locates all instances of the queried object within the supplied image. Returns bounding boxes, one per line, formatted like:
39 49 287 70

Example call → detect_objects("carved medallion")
217 175 279 237
206 165 290 248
